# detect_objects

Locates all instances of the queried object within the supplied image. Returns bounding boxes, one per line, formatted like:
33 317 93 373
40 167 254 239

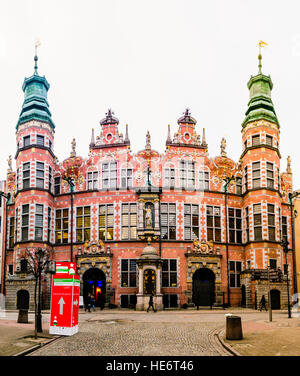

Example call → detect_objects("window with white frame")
121 168 133 189
102 162 117 189
253 203 262 240
245 207 249 243
9 216 15 248
36 162 45 189
243 166 248 192
252 134 260 146
179 160 195 189
121 259 137 287
35 204 43 241
99 204 114 240
54 176 61 195
252 162 261 188
49 166 52 192
55 209 69 244
268 204 275 241
236 177 242 195
199 170 209 190
266 162 274 189
22 162 30 189
184 204 199 240
161 203 176 240
47 207 51 243
16 168 19 191
229 261 242 287
76 206 91 242
87 171 98 190
207 206 221 242
15 209 18 242
228 208 242 244
162 259 177 287
164 166 175 188
282 215 288 242
23 135 30 147
36 135 45 146
21 204 29 241
121 203 137 240
265 135 273 147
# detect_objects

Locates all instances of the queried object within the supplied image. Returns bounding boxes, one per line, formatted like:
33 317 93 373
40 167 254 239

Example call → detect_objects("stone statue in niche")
144 203 154 229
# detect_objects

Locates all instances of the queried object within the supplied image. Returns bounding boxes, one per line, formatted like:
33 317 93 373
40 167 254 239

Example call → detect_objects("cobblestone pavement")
30 311 229 356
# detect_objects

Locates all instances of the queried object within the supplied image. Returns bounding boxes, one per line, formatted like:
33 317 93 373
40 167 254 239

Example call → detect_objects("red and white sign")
49 262 80 336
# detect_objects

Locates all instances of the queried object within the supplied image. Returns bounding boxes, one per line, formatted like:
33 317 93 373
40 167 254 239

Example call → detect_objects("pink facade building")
1 52 296 311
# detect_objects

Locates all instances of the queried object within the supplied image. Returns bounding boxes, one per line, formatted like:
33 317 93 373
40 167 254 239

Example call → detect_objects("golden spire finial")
258 40 268 74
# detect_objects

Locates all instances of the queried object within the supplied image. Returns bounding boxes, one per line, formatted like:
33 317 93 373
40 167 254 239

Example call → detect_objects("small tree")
22 247 53 339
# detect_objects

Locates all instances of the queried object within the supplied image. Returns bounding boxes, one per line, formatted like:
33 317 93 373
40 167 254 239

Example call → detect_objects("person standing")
147 293 156 312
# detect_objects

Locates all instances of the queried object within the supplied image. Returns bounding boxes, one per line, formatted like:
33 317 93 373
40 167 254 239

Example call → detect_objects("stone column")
155 265 163 311
136 265 144 311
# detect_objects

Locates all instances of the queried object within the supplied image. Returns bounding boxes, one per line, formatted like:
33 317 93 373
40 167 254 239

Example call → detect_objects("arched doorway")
83 268 106 308
192 268 215 308
144 269 156 295
270 289 280 310
17 290 29 310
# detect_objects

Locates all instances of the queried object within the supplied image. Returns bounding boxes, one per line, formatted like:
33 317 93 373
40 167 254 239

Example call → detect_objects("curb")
215 329 241 356
13 335 62 357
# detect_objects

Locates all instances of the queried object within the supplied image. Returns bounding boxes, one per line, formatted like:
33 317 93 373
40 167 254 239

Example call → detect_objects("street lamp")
63 176 75 262
289 191 300 300
0 191 11 296
281 238 292 318
223 175 234 307
36 248 43 333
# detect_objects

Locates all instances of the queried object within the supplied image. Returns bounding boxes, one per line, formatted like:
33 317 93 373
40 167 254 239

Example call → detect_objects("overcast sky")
0 0 300 189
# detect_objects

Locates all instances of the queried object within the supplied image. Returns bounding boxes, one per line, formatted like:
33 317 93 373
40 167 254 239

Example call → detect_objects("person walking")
147 293 156 312
90 294 96 312
259 294 267 311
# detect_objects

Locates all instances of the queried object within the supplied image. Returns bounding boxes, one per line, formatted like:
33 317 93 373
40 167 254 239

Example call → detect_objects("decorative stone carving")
83 240 105 255
192 239 214 254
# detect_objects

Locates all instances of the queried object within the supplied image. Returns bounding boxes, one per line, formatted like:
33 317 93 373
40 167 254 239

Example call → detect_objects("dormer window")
37 135 45 146
252 135 260 146
23 135 30 147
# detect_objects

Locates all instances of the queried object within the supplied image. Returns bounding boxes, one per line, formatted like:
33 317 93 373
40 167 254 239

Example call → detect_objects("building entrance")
192 268 215 308
144 269 156 294
83 268 106 308
270 289 280 310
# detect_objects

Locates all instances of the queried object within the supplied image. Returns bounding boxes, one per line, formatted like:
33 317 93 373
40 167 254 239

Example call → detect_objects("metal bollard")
226 315 243 340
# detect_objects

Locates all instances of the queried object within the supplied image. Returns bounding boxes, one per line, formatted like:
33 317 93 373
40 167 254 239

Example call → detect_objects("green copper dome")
16 56 55 129
242 54 279 128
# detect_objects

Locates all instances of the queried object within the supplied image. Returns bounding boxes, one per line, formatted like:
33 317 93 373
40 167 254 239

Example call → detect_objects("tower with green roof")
239 51 284 277
14 50 56 246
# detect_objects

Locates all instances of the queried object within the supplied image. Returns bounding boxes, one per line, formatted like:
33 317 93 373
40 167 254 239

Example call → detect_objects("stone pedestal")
17 309 28 323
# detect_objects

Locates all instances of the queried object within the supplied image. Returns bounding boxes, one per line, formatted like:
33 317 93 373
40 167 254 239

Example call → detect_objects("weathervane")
34 38 41 75
258 40 268 74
